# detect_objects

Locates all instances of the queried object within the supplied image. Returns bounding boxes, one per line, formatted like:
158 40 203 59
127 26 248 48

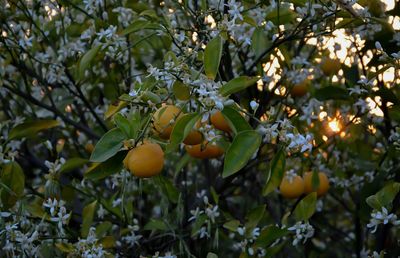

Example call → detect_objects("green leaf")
221 107 252 134
121 20 161 35
207 253 218 258
90 128 125 162
266 4 296 25
9 120 60 140
293 192 317 221
60 158 88 173
81 200 97 237
245 205 266 232
85 152 126 180
155 175 180 203
167 113 201 152
342 65 359 86
114 113 132 138
255 225 289 247
366 182 400 210
251 28 269 58
144 219 169 231
204 35 223 80
172 80 191 101
223 220 241 232
79 45 101 79
223 130 261 178
263 148 286 196
191 214 208 237
104 101 128 120
314 86 349 101
0 162 25 209
55 243 74 253
219 76 260 97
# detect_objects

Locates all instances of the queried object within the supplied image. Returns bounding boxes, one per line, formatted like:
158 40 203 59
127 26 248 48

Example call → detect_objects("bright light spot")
382 67 395 83
322 135 328 142
328 119 341 133
192 32 198 42
257 79 263 91
205 15 217 28
366 97 384 117
319 111 328 120
389 16 400 30
65 105 72 113
383 0 395 11
368 125 377 134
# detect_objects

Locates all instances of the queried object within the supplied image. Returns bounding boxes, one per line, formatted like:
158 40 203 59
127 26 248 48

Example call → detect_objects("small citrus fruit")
321 58 341 76
303 172 330 196
183 130 203 145
124 141 164 178
210 111 231 133
185 142 224 159
290 80 309 97
279 175 305 199
153 105 182 139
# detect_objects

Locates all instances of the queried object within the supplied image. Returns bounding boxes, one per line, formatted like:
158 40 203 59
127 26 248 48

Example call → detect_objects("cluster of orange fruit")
290 57 341 97
279 172 330 198
123 105 231 178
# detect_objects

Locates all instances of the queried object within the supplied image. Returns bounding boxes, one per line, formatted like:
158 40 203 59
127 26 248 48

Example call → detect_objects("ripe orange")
290 80 309 97
321 58 341 76
124 141 164 178
183 130 203 145
304 172 330 196
210 111 231 133
153 105 182 139
185 142 224 159
279 175 305 199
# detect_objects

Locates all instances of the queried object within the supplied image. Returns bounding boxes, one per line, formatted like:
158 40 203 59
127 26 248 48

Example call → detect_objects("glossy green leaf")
144 219 169 231
207 253 218 258
81 200 97 237
223 130 261 178
314 86 349 101
172 80 191 100
85 152 126 180
0 162 25 209
90 128 125 162
245 205 266 232
114 113 132 138
9 120 60 140
255 225 289 247
60 158 88 173
223 220 241 232
366 182 400 210
221 106 252 134
204 35 223 80
293 192 317 221
263 148 286 196
121 20 161 35
79 45 101 79
219 76 260 97
167 113 201 152
251 28 269 57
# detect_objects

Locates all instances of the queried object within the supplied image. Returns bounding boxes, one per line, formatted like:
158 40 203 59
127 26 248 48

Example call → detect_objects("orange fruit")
85 143 94 153
185 142 224 159
279 175 305 199
210 111 231 133
290 80 309 97
153 105 182 139
304 172 330 196
124 141 164 178
321 58 341 76
183 130 203 145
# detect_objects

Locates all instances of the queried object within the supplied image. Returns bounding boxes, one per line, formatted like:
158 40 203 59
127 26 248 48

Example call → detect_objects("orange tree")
1 0 400 257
